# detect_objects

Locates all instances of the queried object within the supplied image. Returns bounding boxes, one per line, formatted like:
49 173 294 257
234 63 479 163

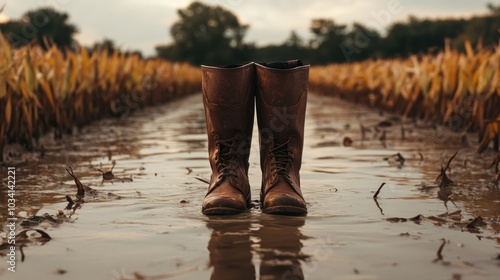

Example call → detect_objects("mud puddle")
1 93 499 280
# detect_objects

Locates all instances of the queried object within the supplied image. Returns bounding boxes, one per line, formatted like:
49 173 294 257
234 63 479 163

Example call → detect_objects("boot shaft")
201 63 255 172
202 63 255 140
201 60 309 215
255 61 309 175
202 63 255 107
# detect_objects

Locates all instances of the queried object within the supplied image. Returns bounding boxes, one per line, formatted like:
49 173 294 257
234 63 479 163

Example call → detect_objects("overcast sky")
0 0 497 56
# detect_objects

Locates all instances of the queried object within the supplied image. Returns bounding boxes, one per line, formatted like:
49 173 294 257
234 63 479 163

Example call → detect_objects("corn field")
0 34 201 162
310 40 500 153
2 34 499 162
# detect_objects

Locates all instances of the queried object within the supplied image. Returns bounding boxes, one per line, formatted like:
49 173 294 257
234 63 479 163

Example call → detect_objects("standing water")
1 93 499 280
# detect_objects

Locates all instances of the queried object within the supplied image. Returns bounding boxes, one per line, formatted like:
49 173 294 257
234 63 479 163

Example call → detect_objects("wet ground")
1 93 499 280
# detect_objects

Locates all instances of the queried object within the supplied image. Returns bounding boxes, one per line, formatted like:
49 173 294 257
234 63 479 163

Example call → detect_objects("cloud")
0 0 495 55
0 14 8 23
65 0 177 54
1 0 180 55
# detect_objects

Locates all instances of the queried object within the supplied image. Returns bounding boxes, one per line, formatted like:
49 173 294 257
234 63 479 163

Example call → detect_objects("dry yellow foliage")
310 39 500 153
0 34 201 161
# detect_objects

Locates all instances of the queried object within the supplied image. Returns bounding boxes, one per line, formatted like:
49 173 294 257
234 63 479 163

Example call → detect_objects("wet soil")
1 93 499 280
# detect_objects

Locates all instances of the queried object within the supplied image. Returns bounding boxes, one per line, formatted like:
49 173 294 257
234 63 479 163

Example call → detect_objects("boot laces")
215 136 240 182
270 138 294 181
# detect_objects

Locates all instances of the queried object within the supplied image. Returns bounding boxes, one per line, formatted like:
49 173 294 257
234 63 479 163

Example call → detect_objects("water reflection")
206 214 308 280
206 216 255 280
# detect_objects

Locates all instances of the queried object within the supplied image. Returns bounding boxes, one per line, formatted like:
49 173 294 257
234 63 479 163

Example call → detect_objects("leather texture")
201 60 309 216
255 61 309 215
201 62 255 215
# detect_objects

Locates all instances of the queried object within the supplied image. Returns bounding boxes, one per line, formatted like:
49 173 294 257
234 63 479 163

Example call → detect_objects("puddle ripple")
1 94 499 280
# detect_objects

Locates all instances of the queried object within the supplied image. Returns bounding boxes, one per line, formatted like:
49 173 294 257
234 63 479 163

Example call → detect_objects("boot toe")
202 193 248 215
262 192 307 216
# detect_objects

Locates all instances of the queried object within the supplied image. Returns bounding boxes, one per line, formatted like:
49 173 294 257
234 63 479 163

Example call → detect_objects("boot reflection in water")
257 216 307 280
206 217 255 280
201 60 309 215
206 215 307 280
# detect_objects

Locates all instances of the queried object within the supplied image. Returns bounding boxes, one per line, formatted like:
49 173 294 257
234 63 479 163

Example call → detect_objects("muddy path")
1 93 499 280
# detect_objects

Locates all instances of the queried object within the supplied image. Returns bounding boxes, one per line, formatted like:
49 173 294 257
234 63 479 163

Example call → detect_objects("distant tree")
252 34 308 63
0 20 24 41
92 38 116 53
463 14 500 47
0 7 77 49
155 2 500 65
309 19 347 63
156 1 250 65
463 4 500 47
382 17 467 57
284 30 304 48
89 38 143 58
341 23 381 62
270 30 310 62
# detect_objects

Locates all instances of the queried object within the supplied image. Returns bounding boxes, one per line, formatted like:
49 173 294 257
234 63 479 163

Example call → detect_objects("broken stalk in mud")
195 177 210 185
373 182 386 215
436 151 459 189
383 153 405 168
373 198 384 215
433 239 447 263
373 182 386 199
66 167 86 197
98 162 116 181
65 166 108 199
436 152 460 208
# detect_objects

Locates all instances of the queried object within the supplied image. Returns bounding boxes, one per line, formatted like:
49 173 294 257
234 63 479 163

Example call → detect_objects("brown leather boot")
201 62 255 215
256 60 309 215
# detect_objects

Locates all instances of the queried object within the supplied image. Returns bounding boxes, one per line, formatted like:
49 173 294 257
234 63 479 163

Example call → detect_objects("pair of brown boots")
201 60 309 216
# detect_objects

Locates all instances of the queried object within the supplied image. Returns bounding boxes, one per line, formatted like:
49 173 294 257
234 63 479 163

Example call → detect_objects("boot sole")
263 205 307 216
202 207 246 215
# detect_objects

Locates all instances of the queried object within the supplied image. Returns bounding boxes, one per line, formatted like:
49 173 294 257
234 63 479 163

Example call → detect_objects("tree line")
1 3 499 65
0 7 140 56
157 2 500 65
